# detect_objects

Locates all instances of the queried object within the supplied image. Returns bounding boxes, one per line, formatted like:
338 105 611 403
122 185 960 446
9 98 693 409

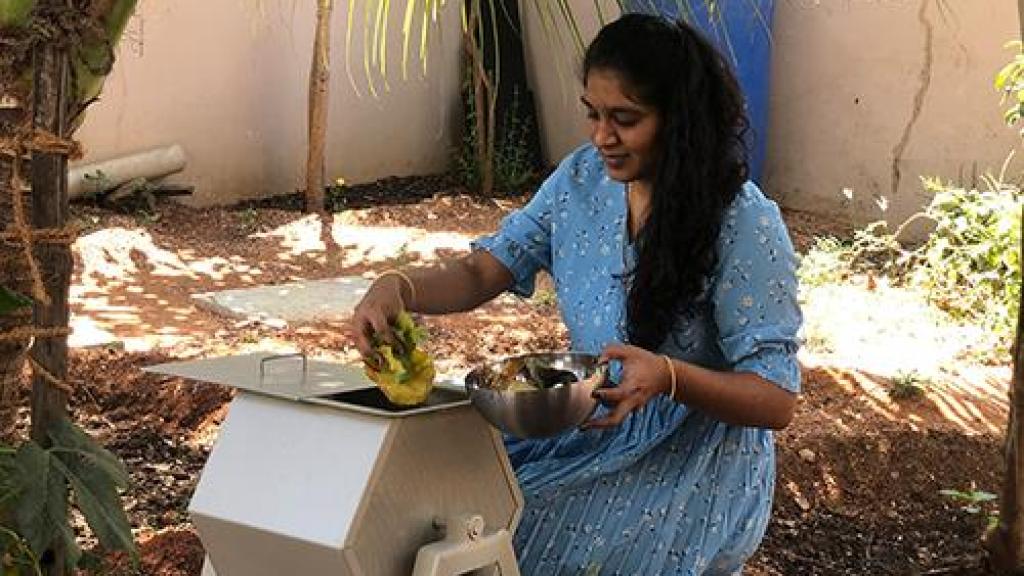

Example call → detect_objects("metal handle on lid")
258 352 308 385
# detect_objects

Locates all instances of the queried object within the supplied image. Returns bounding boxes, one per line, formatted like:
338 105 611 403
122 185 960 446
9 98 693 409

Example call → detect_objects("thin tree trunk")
991 203 1024 574
306 0 334 214
990 6 1024 570
484 69 497 198
29 28 72 576
465 0 494 197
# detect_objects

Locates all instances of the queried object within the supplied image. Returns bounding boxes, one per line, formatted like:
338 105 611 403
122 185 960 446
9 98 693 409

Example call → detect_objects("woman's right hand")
348 275 409 361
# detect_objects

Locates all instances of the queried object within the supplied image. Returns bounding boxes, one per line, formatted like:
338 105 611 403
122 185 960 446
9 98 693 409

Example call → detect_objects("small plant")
0 415 137 572
237 206 260 233
888 370 928 401
940 487 999 529
996 40 1024 133
492 89 537 194
454 79 537 196
1 290 137 572
379 243 417 269
133 208 161 226
910 176 1020 337
802 332 835 355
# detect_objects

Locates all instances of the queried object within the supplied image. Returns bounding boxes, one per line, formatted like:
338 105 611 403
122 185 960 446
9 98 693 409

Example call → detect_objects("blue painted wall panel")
622 1 774 183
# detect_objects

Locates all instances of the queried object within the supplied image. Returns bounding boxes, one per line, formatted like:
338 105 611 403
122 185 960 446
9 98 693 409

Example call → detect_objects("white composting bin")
147 352 523 576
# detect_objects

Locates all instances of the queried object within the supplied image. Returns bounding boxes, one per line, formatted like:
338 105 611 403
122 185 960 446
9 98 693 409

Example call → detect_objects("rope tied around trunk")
8 147 49 305
0 326 72 343
1 125 80 397
0 125 84 159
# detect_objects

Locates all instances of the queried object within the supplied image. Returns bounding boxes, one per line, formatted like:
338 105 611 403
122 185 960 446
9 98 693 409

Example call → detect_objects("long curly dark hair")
583 13 751 350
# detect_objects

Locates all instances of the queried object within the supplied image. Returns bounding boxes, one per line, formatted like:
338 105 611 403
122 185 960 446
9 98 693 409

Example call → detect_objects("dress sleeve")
711 184 803 393
471 165 560 298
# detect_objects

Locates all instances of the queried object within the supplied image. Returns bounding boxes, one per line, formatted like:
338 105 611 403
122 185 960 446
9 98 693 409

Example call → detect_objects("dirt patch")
750 366 1003 575
781 207 853 253
99 527 205 576
71 347 231 432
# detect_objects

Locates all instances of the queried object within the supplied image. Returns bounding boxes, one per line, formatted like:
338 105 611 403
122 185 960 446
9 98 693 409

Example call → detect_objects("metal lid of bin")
145 351 470 418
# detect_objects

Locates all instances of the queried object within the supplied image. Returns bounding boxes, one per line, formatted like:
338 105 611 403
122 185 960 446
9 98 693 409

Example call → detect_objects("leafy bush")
908 176 1021 338
798 168 1020 357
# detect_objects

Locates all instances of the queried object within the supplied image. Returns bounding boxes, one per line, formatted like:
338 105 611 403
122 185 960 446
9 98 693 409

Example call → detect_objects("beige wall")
75 0 463 205
80 0 1021 222
523 0 1021 227
521 1 617 162
766 0 1021 227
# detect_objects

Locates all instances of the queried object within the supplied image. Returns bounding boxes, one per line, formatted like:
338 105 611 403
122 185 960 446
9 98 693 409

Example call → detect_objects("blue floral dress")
472 144 803 575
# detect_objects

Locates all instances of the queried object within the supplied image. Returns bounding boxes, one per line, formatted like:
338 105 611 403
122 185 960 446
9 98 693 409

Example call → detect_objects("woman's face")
582 68 661 184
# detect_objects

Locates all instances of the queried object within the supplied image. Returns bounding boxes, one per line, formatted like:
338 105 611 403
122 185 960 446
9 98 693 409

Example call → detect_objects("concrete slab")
193 277 372 324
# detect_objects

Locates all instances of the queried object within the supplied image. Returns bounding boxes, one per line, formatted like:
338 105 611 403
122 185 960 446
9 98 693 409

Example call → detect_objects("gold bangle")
377 269 416 307
661 354 677 402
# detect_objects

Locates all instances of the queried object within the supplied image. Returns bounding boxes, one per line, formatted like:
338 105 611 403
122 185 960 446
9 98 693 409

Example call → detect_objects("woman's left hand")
583 343 671 429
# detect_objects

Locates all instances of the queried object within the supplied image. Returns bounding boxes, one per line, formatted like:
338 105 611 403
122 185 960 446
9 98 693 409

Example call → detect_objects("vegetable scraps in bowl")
477 357 580 393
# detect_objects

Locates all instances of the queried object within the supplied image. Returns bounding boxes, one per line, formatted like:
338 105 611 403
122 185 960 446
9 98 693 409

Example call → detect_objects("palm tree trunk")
28 22 72 575
29 17 70 447
306 0 334 214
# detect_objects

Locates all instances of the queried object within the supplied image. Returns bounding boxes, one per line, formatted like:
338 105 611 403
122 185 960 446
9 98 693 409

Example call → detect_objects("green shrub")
909 176 1021 339
842 174 1021 350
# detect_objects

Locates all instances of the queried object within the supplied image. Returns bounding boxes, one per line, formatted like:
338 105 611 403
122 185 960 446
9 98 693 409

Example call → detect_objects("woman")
350 13 801 575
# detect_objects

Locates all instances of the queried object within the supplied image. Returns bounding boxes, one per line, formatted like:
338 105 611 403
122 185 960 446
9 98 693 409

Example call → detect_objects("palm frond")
362 0 380 97
401 0 417 79
345 0 363 96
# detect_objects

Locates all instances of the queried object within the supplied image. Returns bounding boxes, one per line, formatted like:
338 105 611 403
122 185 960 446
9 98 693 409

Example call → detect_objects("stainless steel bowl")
465 352 609 438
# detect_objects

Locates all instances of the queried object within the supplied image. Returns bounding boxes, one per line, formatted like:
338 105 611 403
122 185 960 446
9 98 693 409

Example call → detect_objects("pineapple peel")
364 312 435 406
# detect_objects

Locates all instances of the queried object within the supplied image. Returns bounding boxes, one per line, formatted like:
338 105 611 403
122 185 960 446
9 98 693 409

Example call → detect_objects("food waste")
477 357 579 392
363 312 436 406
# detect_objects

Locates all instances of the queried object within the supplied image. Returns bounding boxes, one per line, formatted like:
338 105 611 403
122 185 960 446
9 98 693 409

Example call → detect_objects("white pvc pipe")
68 144 187 199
